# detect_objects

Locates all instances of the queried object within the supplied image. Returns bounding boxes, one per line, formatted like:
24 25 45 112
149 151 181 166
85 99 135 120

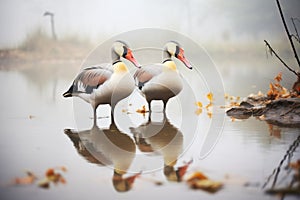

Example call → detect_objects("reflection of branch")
264 40 299 77
262 134 300 189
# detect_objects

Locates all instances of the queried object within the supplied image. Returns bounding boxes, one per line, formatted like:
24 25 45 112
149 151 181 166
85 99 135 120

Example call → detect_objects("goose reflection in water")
130 112 190 182
64 122 138 192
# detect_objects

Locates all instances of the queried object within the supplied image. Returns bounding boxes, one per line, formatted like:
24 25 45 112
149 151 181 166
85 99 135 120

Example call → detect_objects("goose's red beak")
125 49 141 68
176 48 193 70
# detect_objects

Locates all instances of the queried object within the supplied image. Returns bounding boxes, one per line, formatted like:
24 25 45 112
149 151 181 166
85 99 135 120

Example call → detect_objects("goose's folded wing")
74 66 113 94
134 64 163 85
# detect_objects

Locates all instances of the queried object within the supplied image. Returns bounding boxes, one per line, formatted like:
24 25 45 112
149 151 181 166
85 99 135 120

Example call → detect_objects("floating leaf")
38 178 50 189
195 101 203 108
207 112 213 119
186 171 223 193
224 93 229 100
186 171 208 182
189 179 223 193
207 92 213 102
195 108 203 116
136 105 148 114
13 171 37 185
205 102 213 110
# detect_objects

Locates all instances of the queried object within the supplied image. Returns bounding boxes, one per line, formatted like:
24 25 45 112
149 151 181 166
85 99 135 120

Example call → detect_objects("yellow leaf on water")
205 102 213 110
186 171 208 182
207 112 213 119
195 108 203 116
189 179 223 193
195 101 203 108
207 92 213 102
186 171 223 193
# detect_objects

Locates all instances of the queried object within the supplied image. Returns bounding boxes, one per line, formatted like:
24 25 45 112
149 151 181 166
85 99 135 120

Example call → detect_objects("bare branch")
276 0 300 68
264 40 299 77
291 18 300 43
291 34 300 43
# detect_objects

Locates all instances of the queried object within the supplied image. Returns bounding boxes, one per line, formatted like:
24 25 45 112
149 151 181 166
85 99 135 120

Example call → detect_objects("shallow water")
0 55 299 200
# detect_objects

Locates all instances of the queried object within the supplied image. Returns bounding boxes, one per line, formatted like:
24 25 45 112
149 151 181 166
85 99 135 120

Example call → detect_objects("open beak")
176 48 193 70
125 49 141 68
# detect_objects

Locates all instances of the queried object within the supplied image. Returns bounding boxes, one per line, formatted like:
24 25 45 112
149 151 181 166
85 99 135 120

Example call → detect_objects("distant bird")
43 11 57 40
134 41 193 111
63 41 141 124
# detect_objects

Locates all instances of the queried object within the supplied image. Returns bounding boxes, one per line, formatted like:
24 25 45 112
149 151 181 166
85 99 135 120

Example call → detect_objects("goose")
134 41 193 111
63 41 140 124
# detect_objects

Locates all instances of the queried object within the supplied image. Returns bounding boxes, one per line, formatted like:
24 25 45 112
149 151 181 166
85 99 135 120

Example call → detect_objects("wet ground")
0 51 299 200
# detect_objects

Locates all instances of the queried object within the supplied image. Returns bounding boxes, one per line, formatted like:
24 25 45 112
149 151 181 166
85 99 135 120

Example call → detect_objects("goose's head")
112 40 141 68
164 41 193 70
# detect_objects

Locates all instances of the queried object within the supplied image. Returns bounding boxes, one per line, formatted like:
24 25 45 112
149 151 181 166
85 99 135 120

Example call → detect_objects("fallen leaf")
257 91 264 97
13 171 37 185
195 101 203 108
59 166 67 172
224 93 229 100
189 179 223 193
274 72 282 82
289 159 300 170
136 105 148 114
186 171 208 182
205 102 213 110
207 112 213 119
28 115 35 119
195 108 202 116
186 170 223 193
207 92 213 102
38 178 50 189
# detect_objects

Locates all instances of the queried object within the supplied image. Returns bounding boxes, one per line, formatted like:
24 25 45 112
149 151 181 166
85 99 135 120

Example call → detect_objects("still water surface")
0 58 299 200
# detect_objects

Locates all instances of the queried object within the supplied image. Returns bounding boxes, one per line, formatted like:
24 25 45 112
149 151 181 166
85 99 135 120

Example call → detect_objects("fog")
0 0 300 48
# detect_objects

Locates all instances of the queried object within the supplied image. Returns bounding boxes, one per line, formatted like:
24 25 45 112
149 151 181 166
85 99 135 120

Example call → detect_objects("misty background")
1 0 300 49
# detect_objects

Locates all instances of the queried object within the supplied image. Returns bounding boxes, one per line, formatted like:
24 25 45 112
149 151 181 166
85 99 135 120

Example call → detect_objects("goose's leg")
111 105 116 124
93 108 97 126
163 100 168 112
148 101 152 122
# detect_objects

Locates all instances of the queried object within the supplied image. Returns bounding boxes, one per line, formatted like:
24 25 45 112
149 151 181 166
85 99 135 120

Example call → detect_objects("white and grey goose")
63 41 141 124
134 41 193 111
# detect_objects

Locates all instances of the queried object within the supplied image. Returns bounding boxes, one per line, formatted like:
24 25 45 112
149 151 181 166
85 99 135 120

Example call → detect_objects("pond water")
0 53 299 200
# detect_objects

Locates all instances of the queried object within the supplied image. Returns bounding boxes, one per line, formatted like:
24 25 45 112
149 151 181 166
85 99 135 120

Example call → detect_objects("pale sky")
0 0 300 48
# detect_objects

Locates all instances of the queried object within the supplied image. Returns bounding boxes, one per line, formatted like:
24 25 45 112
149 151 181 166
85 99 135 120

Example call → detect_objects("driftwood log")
226 97 300 127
